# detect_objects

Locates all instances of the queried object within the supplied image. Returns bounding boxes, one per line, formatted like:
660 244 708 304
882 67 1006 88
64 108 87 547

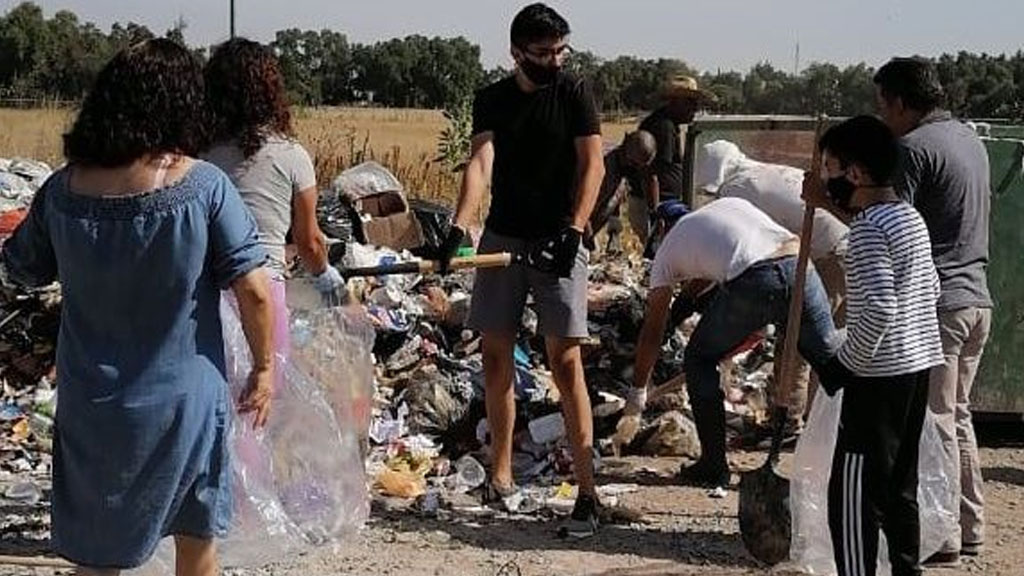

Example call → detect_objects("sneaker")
557 493 599 539
923 551 961 568
678 459 730 488
961 542 983 557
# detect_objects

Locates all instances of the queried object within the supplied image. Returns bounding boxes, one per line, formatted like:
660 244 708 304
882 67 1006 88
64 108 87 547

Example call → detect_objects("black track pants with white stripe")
827 370 929 576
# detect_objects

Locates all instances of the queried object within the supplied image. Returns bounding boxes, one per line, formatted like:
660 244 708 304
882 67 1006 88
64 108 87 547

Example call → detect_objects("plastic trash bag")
127 300 374 575
789 390 957 575
331 160 404 201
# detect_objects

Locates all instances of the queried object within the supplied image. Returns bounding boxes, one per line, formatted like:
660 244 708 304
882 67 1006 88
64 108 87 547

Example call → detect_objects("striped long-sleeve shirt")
837 201 943 377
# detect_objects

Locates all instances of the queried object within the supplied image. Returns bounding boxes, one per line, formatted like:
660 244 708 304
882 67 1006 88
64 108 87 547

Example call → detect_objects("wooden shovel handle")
775 117 828 415
432 252 513 272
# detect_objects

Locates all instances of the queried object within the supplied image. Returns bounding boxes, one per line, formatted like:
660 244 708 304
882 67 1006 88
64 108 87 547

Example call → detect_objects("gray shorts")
468 229 589 339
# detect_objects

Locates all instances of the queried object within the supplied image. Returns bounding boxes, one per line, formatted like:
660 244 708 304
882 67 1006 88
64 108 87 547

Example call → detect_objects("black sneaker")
961 542 983 557
557 494 599 539
923 550 961 568
678 459 730 488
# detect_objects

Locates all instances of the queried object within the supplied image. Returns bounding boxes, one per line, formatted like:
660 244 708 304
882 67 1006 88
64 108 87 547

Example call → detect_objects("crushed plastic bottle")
453 455 486 493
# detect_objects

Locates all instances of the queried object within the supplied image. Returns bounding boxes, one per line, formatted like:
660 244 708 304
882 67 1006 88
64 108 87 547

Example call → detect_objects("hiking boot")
685 395 730 487
923 550 961 568
557 493 599 539
678 458 730 488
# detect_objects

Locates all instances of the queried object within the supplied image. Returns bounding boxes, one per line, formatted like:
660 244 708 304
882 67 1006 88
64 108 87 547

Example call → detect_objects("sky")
7 0 1024 73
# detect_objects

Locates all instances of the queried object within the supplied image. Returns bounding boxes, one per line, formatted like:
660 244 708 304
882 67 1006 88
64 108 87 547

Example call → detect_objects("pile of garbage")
312 162 781 518
0 159 781 561
0 157 56 556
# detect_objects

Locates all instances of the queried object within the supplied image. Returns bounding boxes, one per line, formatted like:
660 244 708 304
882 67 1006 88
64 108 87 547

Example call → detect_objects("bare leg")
174 535 217 576
482 331 517 488
546 336 595 497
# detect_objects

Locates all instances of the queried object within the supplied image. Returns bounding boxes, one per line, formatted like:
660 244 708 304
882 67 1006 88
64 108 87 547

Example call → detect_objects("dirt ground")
2 446 1022 576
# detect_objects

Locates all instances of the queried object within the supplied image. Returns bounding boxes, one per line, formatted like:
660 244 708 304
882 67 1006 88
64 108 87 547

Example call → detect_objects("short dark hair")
63 39 210 167
818 115 899 185
205 37 294 158
873 57 944 113
510 3 570 48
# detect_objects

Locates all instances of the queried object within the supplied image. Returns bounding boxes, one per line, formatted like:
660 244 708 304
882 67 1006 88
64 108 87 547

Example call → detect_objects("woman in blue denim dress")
1 39 275 576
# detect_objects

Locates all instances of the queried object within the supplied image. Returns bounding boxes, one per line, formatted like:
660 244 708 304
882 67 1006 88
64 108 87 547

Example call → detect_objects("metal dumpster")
682 116 1024 415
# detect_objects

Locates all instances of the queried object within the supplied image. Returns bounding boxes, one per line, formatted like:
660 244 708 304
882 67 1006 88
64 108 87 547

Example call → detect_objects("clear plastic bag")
127 299 374 575
788 390 958 575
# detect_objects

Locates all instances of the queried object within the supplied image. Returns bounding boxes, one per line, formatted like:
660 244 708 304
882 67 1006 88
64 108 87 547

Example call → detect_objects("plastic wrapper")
789 390 957 575
331 161 404 201
128 299 374 575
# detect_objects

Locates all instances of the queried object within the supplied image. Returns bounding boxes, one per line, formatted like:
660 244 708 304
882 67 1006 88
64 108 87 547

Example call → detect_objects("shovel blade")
738 462 791 565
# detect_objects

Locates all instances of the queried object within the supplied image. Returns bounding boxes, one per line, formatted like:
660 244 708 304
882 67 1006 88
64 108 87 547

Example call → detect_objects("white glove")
313 265 344 294
624 386 648 416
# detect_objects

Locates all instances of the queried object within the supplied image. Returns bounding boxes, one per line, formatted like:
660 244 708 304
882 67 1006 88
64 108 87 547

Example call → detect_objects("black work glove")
528 227 582 278
817 354 853 397
436 225 466 275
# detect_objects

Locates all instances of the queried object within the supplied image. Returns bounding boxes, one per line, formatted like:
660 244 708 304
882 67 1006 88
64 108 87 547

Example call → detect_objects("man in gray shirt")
875 57 992 565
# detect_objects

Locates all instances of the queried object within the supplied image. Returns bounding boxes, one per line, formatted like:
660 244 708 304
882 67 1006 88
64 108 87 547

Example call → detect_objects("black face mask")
518 56 560 86
826 176 857 211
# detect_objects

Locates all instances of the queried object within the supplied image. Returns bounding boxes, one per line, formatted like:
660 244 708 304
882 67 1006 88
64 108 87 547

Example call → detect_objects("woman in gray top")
203 38 343 304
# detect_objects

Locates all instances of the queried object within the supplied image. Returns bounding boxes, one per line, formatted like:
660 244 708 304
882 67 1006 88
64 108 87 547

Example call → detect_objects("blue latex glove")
313 265 344 306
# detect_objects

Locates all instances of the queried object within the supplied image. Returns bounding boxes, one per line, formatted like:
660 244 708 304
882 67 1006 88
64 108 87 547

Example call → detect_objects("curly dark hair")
205 38 294 158
63 39 210 167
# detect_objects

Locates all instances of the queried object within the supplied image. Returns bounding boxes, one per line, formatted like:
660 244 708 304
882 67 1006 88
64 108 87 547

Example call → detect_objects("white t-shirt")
650 197 796 288
718 163 848 260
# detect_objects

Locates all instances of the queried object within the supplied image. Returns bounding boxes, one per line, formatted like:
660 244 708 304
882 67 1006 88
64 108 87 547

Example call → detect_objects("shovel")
310 252 515 307
738 116 826 565
338 252 514 278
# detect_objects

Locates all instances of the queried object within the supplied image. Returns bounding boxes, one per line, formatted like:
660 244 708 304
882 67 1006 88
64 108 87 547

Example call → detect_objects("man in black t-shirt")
630 76 715 243
439 3 605 539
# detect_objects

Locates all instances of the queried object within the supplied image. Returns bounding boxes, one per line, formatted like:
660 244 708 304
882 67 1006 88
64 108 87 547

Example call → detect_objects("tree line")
2 2 1023 119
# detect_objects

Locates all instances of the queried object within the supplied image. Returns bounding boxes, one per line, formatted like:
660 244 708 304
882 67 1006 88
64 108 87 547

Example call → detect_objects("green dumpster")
976 137 1024 414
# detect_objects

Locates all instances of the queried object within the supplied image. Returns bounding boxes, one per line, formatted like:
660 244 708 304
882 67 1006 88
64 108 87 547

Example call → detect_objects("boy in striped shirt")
807 115 943 576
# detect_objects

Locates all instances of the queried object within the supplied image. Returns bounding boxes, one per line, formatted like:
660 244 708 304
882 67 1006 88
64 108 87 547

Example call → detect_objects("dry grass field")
0 106 634 206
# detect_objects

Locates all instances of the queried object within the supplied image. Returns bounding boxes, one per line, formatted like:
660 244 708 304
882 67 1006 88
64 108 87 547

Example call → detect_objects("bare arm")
453 132 495 230
645 171 659 211
291 186 329 275
569 134 606 231
231 267 274 428
634 286 674 390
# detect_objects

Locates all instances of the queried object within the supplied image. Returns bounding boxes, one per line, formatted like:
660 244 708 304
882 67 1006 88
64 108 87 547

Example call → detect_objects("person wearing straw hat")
628 75 716 244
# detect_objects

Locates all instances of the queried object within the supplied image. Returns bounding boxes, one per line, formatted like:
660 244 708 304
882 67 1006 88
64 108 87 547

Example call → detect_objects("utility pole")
794 39 801 75
229 0 236 38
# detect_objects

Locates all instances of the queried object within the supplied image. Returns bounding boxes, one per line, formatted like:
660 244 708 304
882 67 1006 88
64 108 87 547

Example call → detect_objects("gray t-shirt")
204 136 317 277
894 110 992 311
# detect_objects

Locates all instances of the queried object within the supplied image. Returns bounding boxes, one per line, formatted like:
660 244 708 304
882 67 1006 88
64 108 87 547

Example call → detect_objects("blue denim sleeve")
208 172 266 289
2 188 57 287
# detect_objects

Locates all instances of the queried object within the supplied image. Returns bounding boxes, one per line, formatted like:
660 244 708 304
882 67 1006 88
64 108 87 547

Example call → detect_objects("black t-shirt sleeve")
570 78 601 137
472 88 497 136
648 118 676 165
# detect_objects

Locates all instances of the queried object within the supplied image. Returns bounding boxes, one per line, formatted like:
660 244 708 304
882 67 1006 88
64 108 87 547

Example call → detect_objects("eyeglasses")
520 43 573 60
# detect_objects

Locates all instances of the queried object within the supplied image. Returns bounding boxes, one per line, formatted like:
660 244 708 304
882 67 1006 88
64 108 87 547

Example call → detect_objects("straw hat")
660 75 717 103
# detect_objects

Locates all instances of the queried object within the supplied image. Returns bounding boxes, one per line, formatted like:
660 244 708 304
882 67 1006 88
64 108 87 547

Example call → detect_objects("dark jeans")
683 256 841 404
828 370 930 576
